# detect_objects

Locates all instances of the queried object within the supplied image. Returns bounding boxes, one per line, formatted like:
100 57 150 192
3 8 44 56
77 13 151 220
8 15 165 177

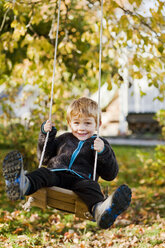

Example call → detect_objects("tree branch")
0 8 10 33
118 6 164 44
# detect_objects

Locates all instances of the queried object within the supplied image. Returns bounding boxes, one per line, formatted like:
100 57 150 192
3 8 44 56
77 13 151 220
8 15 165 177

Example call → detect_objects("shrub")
137 110 165 186
0 119 39 170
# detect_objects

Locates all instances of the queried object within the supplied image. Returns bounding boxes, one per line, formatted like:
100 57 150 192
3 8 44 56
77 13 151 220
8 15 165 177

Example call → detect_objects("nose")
79 123 85 130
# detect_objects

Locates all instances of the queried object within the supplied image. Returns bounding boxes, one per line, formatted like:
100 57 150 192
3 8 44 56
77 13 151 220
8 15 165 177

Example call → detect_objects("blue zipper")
69 140 84 169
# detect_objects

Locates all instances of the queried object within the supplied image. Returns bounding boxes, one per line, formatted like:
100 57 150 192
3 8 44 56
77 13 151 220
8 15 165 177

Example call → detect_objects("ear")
68 122 72 131
68 121 71 128
96 120 102 128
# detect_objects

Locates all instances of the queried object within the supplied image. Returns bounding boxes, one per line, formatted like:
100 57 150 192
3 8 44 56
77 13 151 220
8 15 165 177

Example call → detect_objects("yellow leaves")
1 31 17 53
0 54 7 73
133 72 143 79
64 42 75 53
160 33 165 43
127 29 133 40
128 0 135 4
119 15 129 30
21 34 33 47
81 31 98 45
10 20 17 28
27 46 36 60
105 0 119 10
24 223 35 232
24 36 52 64
11 20 27 41
63 229 80 245
58 41 76 55
63 71 71 81
113 73 122 85
55 223 65 233
128 0 142 7
80 243 86 248
4 2 13 10
12 228 24 235
0 236 8 243
140 89 146 97
107 78 112 90
159 83 165 95
78 68 84 75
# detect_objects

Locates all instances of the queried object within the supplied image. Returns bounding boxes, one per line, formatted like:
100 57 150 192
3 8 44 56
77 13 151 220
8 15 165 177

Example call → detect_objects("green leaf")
154 96 164 102
158 45 164 54
153 80 159 88
140 90 146 97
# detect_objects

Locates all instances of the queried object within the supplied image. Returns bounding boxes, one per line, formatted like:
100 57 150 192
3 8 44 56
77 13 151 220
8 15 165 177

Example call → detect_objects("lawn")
0 146 165 248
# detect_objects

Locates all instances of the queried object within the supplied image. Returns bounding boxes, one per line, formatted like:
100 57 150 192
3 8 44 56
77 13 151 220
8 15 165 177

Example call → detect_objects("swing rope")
23 0 61 210
39 0 61 169
93 0 104 181
24 0 104 210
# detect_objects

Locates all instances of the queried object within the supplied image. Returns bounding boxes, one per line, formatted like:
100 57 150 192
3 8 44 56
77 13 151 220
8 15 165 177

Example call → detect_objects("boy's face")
69 115 96 141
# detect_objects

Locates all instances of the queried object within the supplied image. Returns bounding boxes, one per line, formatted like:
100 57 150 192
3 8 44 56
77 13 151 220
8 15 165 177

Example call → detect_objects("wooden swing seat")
28 186 93 220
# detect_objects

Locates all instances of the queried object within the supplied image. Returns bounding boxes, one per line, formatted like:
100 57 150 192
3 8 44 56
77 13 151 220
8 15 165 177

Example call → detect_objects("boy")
2 97 131 229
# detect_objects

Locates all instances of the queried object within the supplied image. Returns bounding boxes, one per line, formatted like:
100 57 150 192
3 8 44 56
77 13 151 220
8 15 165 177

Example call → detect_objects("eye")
74 122 79 125
85 122 91 125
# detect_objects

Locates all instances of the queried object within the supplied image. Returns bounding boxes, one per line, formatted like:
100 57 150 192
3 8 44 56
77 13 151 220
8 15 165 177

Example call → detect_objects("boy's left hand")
94 137 104 153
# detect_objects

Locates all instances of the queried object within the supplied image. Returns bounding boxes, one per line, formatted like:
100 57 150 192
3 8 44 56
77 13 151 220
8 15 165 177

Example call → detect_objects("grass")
112 145 154 186
0 146 165 247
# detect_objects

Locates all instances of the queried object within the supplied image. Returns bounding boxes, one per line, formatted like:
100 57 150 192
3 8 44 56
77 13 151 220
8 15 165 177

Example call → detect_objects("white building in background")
119 81 165 135
93 80 165 137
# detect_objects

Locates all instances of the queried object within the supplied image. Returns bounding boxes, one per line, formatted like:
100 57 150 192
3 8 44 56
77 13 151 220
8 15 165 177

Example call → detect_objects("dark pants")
26 167 105 213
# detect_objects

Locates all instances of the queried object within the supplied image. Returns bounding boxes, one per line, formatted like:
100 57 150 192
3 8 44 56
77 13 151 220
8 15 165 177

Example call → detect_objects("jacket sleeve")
96 138 119 181
37 122 57 165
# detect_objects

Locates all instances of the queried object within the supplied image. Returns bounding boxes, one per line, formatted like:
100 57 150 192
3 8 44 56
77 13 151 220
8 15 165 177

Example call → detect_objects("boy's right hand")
44 120 53 132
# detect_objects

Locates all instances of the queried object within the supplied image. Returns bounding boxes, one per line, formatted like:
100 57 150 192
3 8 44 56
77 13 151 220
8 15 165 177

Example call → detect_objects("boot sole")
3 151 23 200
99 184 132 229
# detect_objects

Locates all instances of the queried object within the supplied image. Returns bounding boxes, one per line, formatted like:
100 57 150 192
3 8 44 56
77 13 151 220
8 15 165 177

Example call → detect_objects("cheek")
69 124 74 131
93 124 97 130
89 125 96 131
71 125 78 131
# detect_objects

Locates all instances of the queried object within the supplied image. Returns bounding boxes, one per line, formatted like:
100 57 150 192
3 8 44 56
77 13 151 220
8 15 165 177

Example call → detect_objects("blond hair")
67 97 101 125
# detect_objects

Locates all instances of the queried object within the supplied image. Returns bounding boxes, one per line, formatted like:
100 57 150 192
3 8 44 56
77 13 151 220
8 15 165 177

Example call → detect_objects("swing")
24 0 104 220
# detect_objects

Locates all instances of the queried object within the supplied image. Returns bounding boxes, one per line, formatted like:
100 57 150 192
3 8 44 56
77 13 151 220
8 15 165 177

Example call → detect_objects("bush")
0 120 39 170
137 110 165 186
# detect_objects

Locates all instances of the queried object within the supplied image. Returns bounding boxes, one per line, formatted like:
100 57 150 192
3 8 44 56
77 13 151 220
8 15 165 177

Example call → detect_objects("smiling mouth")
77 133 88 136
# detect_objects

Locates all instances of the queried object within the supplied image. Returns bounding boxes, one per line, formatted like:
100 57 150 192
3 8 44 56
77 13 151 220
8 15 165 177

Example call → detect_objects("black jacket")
37 124 119 182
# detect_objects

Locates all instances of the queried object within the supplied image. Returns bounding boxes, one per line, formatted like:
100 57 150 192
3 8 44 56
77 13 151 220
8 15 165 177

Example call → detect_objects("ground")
0 147 165 248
